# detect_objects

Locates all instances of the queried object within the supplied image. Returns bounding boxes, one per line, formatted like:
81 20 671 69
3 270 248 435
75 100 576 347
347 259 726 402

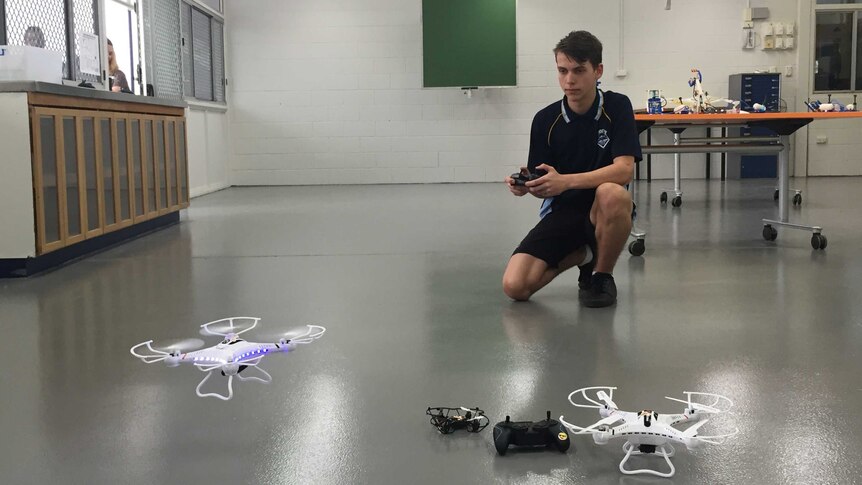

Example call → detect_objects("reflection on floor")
1 178 862 484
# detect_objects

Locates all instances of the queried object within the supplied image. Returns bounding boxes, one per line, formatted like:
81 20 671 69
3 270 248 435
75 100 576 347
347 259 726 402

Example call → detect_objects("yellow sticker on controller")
558 432 568 440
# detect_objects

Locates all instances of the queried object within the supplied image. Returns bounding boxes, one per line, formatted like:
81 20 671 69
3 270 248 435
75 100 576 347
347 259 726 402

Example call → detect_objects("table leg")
661 130 685 207
761 135 826 249
629 163 646 256
674 132 681 196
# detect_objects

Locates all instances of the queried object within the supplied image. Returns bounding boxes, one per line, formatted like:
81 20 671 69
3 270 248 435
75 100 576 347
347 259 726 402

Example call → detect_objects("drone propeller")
559 414 622 434
156 338 206 354
597 390 618 410
664 396 720 413
687 427 740 445
258 325 326 346
665 391 733 415
580 414 624 433
568 386 618 410
199 317 260 337
681 418 710 438
130 338 205 364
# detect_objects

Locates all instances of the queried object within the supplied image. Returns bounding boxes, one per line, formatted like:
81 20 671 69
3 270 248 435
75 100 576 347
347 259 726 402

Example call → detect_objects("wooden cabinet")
30 102 188 255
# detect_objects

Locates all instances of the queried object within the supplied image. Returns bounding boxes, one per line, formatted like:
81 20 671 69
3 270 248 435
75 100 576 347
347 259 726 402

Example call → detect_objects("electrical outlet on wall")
785 36 794 49
775 37 784 49
764 36 775 49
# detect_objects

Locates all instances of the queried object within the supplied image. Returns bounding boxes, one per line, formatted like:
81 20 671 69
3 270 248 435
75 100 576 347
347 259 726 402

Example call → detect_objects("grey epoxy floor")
2 178 862 484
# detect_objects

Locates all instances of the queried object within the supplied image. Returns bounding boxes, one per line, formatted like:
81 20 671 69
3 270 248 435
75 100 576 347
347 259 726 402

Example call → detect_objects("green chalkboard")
422 0 516 88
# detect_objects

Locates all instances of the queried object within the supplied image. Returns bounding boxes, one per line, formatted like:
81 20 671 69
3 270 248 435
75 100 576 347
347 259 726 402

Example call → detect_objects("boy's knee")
502 276 532 301
595 183 632 218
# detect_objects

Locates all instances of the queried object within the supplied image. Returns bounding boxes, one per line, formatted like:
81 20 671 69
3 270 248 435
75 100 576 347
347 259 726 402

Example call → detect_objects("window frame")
0 0 109 87
0 1 7 46
814 3 862 93
180 0 225 104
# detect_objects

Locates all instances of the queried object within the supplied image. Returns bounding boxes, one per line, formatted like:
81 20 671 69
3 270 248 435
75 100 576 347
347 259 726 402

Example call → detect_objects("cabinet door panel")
82 117 100 234
143 119 156 215
40 115 61 245
116 118 131 223
100 118 117 227
63 116 82 240
131 119 144 219
177 121 188 205
155 119 167 211
166 120 176 208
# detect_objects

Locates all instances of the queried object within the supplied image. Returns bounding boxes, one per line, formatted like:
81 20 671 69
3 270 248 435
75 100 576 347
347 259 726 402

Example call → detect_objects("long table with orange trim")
633 111 862 249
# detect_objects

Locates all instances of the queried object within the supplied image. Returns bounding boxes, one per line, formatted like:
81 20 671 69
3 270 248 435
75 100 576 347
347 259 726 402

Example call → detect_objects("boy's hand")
526 164 567 198
505 167 529 196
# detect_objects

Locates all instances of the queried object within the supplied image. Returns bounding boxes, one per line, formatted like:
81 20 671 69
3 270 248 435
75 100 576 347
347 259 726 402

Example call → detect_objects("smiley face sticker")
558 432 568 441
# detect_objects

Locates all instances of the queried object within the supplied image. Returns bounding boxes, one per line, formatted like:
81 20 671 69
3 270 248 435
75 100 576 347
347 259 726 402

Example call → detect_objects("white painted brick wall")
188 107 231 197
225 0 856 185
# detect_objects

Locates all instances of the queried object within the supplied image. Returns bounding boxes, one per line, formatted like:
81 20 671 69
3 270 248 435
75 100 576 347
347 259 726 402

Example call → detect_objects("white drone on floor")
130 317 325 401
559 386 738 478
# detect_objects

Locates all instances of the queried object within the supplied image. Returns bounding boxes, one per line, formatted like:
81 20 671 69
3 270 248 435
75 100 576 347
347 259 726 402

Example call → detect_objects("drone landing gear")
236 364 272 384
196 363 272 400
196 371 234 401
619 441 676 478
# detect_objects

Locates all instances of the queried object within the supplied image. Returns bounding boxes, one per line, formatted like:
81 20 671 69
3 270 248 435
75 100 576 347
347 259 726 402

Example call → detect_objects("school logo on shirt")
597 128 610 149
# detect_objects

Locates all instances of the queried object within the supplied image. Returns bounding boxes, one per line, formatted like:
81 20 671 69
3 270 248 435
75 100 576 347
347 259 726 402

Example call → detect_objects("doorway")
105 0 141 94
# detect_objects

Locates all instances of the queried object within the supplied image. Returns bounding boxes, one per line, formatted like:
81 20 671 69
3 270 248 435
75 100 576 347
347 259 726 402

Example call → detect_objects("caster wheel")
628 239 645 256
793 193 802 206
774 189 779 201
671 196 682 207
660 192 668 204
762 225 778 241
811 234 827 250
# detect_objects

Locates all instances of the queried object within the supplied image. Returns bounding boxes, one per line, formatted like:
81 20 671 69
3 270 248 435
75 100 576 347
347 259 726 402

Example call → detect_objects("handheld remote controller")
510 169 548 186
493 411 571 456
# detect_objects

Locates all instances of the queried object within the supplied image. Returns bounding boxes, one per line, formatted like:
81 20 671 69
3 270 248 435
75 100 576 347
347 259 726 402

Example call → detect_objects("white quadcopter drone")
560 386 738 478
130 317 325 401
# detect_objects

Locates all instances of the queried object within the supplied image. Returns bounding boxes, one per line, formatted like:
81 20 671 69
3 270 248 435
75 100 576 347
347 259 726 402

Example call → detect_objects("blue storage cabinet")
728 73 781 178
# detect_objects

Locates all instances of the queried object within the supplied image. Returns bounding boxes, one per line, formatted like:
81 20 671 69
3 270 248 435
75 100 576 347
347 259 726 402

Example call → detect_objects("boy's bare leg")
502 247 587 301
590 183 633 274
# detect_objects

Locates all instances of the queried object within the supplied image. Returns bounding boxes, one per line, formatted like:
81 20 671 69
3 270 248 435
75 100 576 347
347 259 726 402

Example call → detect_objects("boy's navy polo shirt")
527 89 642 210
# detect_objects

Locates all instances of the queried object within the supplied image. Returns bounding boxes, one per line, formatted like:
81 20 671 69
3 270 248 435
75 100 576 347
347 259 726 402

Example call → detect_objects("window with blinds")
180 1 225 103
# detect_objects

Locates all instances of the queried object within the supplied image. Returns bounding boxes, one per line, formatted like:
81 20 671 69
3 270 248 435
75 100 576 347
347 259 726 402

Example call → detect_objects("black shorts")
513 203 596 269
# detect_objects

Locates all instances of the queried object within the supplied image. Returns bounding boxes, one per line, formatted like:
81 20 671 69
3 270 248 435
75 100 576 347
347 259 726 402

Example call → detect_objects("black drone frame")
426 406 489 434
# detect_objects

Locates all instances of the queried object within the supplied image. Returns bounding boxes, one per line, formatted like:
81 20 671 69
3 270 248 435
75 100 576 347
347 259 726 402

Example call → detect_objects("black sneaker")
577 242 597 297
577 266 593 302
581 272 617 308
578 261 594 291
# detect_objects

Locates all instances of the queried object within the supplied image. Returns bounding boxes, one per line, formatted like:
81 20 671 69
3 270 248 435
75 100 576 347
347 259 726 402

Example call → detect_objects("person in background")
107 38 130 92
24 26 46 48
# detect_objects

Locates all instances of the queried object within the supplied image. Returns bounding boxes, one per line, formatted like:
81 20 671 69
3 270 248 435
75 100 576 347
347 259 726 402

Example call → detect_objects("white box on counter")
0 45 63 84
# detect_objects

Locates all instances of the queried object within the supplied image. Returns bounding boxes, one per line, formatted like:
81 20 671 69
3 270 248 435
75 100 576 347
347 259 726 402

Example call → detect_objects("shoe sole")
581 298 616 308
